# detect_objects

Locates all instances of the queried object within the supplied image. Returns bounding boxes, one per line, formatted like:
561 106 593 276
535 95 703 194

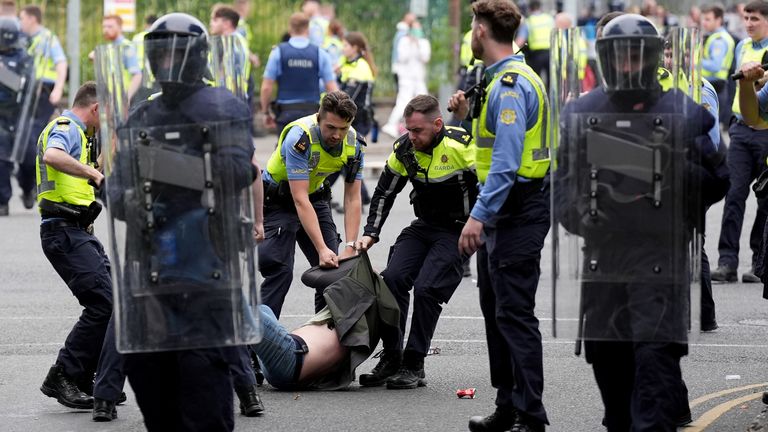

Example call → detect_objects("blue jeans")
252 305 303 389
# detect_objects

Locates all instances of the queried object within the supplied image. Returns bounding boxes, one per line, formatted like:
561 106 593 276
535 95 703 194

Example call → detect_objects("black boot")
510 413 545 432
386 351 426 389
40 364 94 409
236 384 265 417
468 407 517 432
92 398 117 422
359 350 401 387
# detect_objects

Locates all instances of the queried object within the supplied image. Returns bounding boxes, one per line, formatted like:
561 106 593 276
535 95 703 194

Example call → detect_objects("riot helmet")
0 18 21 52
145 13 209 88
596 14 663 97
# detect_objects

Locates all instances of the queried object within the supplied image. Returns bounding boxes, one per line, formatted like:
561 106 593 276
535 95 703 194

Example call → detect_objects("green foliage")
41 0 459 96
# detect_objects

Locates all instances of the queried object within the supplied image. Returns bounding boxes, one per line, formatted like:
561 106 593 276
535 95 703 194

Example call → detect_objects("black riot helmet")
596 14 663 97
145 13 209 88
0 18 21 52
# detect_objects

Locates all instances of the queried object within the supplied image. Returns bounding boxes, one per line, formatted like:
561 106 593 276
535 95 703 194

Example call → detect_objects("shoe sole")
386 379 427 390
92 411 117 422
711 274 737 283
240 408 264 417
40 384 93 409
742 277 761 283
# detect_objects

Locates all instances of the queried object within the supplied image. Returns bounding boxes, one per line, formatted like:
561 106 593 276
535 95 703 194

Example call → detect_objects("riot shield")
0 48 41 163
208 35 249 102
96 37 261 353
549 27 703 345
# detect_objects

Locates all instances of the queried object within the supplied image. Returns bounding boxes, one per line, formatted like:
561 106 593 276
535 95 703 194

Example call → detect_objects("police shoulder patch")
444 127 472 145
55 118 71 132
500 72 518 87
293 133 310 153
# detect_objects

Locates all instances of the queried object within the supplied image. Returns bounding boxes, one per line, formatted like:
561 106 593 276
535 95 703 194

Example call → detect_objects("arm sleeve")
123 44 141 75
470 76 537 224
263 47 281 80
49 36 67 64
354 145 365 180
701 82 721 149
318 49 336 83
283 126 311 181
363 159 409 238
757 83 768 121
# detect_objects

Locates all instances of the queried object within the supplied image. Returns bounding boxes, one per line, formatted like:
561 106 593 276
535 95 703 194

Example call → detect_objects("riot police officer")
551 14 726 431
98 13 261 431
36 82 106 410
0 18 32 215
259 90 364 317
356 95 478 389
449 1 550 430
260 12 338 134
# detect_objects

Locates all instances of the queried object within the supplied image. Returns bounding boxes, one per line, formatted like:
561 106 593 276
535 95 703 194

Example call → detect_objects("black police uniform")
557 66 728 432
362 127 478 384
0 21 33 212
113 15 259 431
121 85 255 432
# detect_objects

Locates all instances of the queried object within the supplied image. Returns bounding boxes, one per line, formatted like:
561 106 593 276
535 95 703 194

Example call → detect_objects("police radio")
447 81 485 120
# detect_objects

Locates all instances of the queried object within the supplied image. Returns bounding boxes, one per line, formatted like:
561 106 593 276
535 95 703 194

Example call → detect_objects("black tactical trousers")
379 219 465 357
258 200 340 317
40 223 112 383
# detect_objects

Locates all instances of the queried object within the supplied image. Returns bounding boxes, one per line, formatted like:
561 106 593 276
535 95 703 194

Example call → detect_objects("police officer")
449 1 550 430
553 14 726 430
0 18 32 215
93 15 142 100
518 0 554 86
131 14 157 69
36 82 106 411
712 0 768 284
103 13 259 431
259 90 364 317
701 5 735 125
10 6 67 212
356 95 478 390
260 12 338 134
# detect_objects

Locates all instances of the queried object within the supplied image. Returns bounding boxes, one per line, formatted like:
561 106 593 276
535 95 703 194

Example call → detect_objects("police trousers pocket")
41 229 72 256
754 168 768 199
263 224 283 240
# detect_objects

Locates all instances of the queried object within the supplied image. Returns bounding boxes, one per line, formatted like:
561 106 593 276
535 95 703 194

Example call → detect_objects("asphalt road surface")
0 133 766 432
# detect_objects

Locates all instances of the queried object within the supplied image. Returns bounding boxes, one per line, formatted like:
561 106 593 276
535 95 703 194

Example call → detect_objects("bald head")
555 12 573 30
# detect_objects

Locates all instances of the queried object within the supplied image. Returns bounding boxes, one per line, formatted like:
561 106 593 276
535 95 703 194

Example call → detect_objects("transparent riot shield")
208 35 250 102
550 27 703 345
96 37 260 353
0 49 40 163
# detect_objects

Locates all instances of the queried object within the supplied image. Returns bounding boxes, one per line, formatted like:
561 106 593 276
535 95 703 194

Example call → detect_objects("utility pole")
66 0 80 106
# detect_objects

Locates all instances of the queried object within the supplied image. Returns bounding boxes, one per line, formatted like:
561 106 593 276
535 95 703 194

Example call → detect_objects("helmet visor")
145 35 208 84
597 37 661 93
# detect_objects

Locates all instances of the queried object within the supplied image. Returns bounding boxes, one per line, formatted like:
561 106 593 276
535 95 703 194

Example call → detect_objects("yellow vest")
267 115 361 194
460 30 475 68
733 38 768 115
339 56 374 83
473 61 550 183
132 30 148 70
387 126 475 180
36 116 95 207
28 28 60 83
703 30 735 81
527 13 554 51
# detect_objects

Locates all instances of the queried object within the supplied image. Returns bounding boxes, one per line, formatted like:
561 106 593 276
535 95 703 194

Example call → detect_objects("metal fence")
39 0 464 98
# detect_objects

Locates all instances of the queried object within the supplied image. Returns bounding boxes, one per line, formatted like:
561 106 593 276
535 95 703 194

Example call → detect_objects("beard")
471 36 484 62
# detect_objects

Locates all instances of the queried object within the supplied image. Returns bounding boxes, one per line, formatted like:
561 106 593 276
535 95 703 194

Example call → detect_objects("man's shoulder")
185 87 250 119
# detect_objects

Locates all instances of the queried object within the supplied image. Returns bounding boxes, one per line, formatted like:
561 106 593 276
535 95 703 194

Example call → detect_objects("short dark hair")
21 5 41 24
596 11 624 36
745 1 768 17
404 95 441 119
145 14 158 26
319 91 357 122
213 5 240 28
73 81 98 108
701 5 724 20
530 0 542 10
472 0 522 45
